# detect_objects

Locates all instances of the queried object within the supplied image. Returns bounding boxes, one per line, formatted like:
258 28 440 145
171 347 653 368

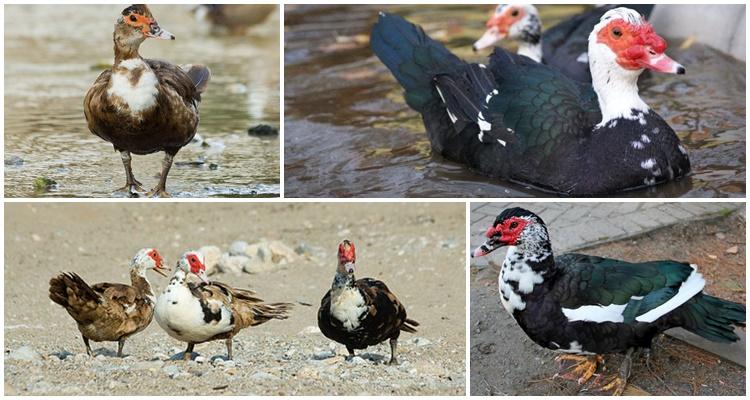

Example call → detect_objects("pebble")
228 240 249 256
297 366 320 379
217 253 250 275
298 326 321 336
312 350 335 360
348 356 368 365
412 337 432 347
7 346 42 362
725 245 739 254
247 124 278 136
162 364 182 378
198 245 222 275
95 354 106 361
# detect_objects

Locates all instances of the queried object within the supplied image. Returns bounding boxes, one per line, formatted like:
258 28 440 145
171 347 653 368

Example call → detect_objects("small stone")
31 234 42 242
228 240 249 256
162 364 181 378
5 155 24 166
708 254 718 260
348 356 368 365
217 253 250 275
95 354 106 360
223 360 236 368
247 124 279 136
313 350 335 360
725 245 739 254
297 366 319 379
298 326 321 336
194 356 206 364
412 337 432 346
7 346 42 362
198 245 222 275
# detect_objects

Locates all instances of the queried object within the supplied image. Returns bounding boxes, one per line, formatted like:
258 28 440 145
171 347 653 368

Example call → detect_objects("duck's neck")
518 41 542 63
130 267 155 303
113 33 143 65
589 43 649 127
331 270 355 294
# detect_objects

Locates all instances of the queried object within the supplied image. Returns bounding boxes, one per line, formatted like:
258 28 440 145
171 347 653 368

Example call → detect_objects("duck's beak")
473 27 505 52
196 270 210 284
146 22 175 40
153 263 171 277
471 238 505 258
640 50 685 74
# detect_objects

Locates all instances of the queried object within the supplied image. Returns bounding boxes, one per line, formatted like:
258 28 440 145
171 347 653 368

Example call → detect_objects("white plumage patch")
330 287 367 331
631 141 644 150
560 296 643 323
640 158 656 169
108 58 159 114
155 276 234 343
636 264 705 323
576 52 589 63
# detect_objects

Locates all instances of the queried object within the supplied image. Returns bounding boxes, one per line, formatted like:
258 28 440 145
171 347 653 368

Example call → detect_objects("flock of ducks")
49 241 417 364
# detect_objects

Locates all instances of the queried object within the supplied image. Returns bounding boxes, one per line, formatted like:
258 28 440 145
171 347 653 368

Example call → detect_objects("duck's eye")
511 9 519 17
612 27 622 38
129 14 138 22
509 221 518 229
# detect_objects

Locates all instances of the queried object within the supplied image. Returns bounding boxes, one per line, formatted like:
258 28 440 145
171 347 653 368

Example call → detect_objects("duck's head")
177 251 210 284
472 208 549 257
588 7 684 75
132 247 170 277
337 240 356 275
115 4 175 46
473 4 541 52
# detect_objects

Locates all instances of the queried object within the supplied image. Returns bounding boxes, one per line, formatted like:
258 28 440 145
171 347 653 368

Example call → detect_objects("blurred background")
284 4 745 198
5 5 280 198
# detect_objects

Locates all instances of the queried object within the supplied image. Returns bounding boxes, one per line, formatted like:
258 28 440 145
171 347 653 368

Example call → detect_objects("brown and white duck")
48 248 169 357
318 240 419 365
155 251 293 360
83 4 211 197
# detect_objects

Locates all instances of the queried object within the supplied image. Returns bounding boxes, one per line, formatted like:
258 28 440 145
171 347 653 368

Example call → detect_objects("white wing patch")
636 265 705 323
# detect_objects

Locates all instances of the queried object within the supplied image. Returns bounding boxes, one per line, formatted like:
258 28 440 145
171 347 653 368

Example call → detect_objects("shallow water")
284 5 745 198
5 5 280 197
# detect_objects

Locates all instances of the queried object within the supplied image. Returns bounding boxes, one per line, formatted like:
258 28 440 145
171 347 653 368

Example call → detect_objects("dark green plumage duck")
371 8 689 196
472 207 745 394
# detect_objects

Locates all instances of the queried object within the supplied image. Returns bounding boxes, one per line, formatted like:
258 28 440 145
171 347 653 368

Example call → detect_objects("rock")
312 350 335 360
95 354 106 361
298 326 321 336
726 245 739 254
228 240 249 256
7 346 42 362
162 364 182 378
198 245 222 275
194 356 206 364
412 337 432 347
708 254 718 260
247 124 279 136
251 371 280 380
217 253 250 275
297 366 320 379
348 356 368 365
4 155 24 166
268 241 297 264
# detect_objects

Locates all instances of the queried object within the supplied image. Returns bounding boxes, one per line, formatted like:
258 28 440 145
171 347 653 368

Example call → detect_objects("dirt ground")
4 203 466 395
471 211 746 396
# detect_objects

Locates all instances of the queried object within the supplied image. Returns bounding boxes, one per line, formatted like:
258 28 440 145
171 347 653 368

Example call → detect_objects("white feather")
107 58 159 114
330 287 367 331
636 264 705 323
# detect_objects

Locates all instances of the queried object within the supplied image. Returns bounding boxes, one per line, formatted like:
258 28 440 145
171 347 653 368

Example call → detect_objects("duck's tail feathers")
674 293 745 342
48 272 102 324
400 318 419 333
246 302 294 326
370 11 464 112
180 64 211 94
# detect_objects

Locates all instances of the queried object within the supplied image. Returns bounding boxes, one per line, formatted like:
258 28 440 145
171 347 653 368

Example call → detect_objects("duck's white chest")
107 58 159 114
155 280 233 343
330 287 367 331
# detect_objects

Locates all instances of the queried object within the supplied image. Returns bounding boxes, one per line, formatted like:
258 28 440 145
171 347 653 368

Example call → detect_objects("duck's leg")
388 338 399 365
114 151 145 196
554 354 602 385
346 346 355 361
82 336 93 357
147 151 175 198
225 338 233 360
588 348 634 396
117 338 126 358
183 342 195 361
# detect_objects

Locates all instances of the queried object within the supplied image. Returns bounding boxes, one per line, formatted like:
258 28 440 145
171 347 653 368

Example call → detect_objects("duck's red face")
472 217 530 257
147 248 170 277
596 19 684 74
121 5 175 40
184 252 209 283
486 6 525 36
338 240 356 274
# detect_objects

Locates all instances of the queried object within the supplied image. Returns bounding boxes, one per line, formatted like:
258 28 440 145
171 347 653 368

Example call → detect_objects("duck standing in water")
84 4 210 197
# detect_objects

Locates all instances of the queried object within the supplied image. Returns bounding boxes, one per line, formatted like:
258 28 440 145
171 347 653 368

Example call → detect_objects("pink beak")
641 52 685 74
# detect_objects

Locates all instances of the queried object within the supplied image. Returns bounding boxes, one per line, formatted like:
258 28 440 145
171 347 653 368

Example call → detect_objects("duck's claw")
554 354 602 385
146 188 171 198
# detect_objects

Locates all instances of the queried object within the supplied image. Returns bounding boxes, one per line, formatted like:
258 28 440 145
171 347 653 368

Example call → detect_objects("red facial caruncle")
148 249 163 268
338 240 356 264
186 253 205 274
487 216 530 246
124 12 155 36
487 6 525 35
596 18 683 74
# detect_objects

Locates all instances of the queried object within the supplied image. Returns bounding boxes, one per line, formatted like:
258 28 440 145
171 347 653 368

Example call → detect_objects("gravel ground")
471 211 746 396
4 203 466 395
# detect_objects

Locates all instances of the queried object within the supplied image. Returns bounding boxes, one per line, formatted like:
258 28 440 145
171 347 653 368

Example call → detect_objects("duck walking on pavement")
472 207 745 394
84 4 210 197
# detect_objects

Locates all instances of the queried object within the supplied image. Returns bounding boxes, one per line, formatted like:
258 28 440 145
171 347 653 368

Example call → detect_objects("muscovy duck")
472 207 745 394
155 251 293 360
318 240 419 365
474 4 655 83
84 4 211 198
48 248 169 357
371 8 690 196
